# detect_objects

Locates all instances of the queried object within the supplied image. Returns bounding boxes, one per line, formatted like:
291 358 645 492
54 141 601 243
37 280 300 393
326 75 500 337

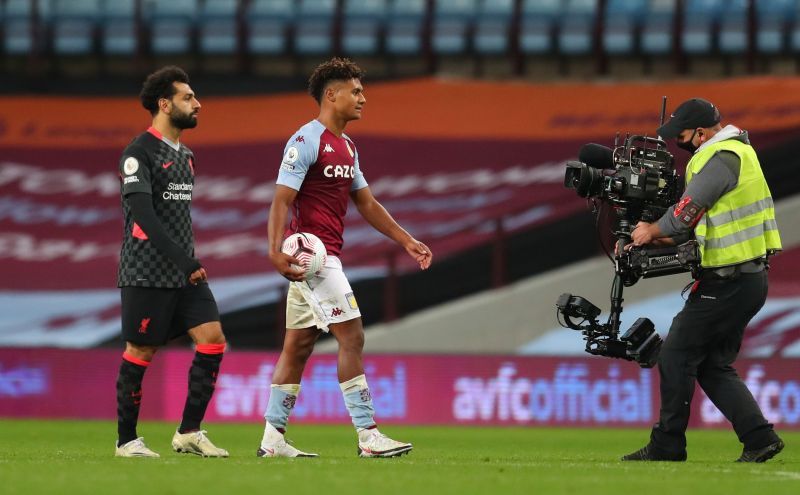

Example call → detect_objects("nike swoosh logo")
162 161 174 169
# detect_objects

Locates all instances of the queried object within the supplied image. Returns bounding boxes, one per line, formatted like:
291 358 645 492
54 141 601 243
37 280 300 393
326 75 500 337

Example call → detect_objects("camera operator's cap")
657 98 721 139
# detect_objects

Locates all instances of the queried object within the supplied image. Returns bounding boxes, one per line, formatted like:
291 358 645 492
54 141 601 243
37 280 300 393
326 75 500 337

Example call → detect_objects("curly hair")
308 58 365 104
139 66 190 116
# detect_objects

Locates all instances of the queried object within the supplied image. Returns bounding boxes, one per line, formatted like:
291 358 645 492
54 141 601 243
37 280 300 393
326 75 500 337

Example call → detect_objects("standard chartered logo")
163 182 193 201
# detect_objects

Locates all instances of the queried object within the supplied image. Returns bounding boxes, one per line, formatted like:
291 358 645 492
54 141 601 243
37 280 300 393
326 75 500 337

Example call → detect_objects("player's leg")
328 317 411 458
171 283 229 457
115 287 175 458
296 255 412 458
258 283 322 458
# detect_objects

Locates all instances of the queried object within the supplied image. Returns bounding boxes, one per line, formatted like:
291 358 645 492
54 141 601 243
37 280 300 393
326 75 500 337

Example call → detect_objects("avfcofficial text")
163 182 192 201
452 363 651 424
701 366 800 425
214 360 407 420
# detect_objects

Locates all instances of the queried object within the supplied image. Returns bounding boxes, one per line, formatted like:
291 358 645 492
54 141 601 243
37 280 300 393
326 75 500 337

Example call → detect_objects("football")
281 232 327 277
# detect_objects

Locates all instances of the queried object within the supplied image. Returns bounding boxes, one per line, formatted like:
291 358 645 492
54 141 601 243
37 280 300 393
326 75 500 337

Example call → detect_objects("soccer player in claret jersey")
258 58 433 458
114 66 228 458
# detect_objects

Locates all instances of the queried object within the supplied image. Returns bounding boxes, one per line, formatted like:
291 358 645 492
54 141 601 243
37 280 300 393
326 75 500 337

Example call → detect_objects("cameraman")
624 98 783 462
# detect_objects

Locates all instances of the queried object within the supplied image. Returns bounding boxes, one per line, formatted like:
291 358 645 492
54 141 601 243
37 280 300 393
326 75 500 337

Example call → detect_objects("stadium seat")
791 17 800 53
473 0 514 55
146 0 199 55
151 20 194 54
558 0 598 55
294 0 336 55
603 0 647 55
246 0 294 55
755 0 796 54
385 0 426 55
717 0 749 54
199 18 238 55
519 0 561 54
431 0 478 55
3 0 37 55
4 19 35 55
101 0 138 56
53 19 95 55
4 0 34 19
681 0 723 55
341 0 387 55
198 0 239 54
640 0 676 55
51 0 100 55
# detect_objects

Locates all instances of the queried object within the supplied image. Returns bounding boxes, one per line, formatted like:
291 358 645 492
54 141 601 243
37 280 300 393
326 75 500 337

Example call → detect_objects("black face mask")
676 129 699 154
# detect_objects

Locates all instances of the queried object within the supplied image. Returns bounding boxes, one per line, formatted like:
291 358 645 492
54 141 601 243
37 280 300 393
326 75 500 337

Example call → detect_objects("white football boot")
357 429 413 458
115 437 160 458
257 422 318 458
171 430 229 457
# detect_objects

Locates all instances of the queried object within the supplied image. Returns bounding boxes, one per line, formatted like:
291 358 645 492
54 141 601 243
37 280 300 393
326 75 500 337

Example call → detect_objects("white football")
281 232 327 277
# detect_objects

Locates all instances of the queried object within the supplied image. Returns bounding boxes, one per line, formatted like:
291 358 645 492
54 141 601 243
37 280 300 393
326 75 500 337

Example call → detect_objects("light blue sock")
264 384 300 431
340 374 375 430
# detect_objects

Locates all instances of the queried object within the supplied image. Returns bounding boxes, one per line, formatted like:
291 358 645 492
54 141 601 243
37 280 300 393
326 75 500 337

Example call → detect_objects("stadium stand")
3 0 800 80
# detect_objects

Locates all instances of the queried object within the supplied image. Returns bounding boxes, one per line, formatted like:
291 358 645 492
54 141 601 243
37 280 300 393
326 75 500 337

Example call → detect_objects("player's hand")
404 239 432 270
631 221 655 247
270 252 306 281
189 267 208 285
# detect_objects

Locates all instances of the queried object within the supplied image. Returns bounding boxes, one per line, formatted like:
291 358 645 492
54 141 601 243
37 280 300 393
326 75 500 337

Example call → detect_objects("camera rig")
555 98 700 368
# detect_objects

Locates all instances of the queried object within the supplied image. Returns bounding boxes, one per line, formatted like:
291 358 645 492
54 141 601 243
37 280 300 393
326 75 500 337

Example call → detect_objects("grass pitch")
0 420 797 495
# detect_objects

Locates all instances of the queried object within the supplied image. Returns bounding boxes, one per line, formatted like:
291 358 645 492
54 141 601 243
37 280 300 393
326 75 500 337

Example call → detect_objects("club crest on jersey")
345 292 358 310
345 140 354 158
323 143 334 153
123 157 139 175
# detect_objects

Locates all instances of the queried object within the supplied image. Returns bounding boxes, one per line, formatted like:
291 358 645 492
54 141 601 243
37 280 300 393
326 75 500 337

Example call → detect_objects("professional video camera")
565 134 693 284
554 98 700 368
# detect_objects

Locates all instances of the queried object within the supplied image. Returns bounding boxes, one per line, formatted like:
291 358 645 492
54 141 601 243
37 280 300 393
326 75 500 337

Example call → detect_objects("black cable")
594 200 615 263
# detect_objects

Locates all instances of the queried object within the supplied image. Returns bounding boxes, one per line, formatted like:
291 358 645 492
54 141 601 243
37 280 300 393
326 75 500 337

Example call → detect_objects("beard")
170 109 198 129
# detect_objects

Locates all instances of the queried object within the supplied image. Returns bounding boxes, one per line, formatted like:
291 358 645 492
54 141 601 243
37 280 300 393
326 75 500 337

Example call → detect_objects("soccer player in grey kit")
257 58 433 458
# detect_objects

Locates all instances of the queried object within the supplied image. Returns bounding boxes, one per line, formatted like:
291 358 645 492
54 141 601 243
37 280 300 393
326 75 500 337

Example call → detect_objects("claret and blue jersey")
276 119 368 257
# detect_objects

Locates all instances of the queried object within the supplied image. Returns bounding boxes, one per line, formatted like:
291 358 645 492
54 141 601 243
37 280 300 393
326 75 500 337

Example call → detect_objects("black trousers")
650 270 779 453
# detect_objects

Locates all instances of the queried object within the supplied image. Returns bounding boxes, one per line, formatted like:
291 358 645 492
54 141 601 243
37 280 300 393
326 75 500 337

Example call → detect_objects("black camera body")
555 125 700 367
564 135 681 226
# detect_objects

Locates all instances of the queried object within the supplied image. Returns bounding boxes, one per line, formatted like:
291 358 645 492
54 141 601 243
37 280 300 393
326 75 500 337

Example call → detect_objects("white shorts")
285 256 361 332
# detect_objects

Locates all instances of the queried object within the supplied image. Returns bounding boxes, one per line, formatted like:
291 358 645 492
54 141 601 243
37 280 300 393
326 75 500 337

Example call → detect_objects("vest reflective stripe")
686 138 782 268
706 197 774 225
700 219 779 250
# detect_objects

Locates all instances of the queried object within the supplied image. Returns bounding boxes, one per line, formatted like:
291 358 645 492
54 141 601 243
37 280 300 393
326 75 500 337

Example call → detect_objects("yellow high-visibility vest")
685 138 781 268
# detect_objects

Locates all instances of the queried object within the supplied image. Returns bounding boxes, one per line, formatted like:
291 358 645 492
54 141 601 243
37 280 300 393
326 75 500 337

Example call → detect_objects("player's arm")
128 193 205 283
268 185 304 281
270 133 318 281
350 186 432 270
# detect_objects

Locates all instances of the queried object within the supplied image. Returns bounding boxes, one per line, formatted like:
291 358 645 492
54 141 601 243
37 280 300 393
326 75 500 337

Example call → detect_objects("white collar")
694 124 743 153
